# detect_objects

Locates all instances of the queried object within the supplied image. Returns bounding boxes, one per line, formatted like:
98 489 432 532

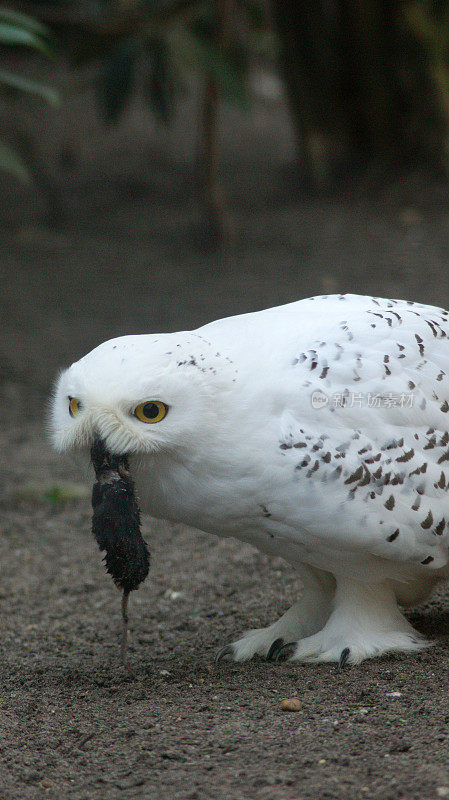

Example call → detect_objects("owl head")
50 332 236 459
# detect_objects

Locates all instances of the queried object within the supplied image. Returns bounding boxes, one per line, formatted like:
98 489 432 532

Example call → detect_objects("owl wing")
267 295 449 571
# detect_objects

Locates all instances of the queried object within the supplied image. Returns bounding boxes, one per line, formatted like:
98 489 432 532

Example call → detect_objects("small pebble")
165 590 185 600
281 698 302 712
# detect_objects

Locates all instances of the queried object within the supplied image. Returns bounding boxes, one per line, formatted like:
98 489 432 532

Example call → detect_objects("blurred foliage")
406 1 449 120
270 0 449 184
13 479 90 505
57 0 276 125
0 7 59 181
406 1 449 60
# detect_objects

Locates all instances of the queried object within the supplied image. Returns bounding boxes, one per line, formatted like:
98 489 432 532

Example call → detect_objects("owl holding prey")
51 294 449 666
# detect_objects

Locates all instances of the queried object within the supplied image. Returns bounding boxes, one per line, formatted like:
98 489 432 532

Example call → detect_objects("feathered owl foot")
279 628 428 665
215 613 322 662
216 579 430 665
215 622 427 666
215 632 288 663
273 642 351 670
215 569 333 663
278 580 429 665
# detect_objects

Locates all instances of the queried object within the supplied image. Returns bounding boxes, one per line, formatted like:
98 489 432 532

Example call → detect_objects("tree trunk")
197 0 234 247
271 0 446 187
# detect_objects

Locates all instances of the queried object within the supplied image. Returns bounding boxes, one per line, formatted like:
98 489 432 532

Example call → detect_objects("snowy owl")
51 294 449 666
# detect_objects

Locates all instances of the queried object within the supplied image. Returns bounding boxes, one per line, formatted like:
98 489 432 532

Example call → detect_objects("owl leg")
215 565 334 662
288 578 429 665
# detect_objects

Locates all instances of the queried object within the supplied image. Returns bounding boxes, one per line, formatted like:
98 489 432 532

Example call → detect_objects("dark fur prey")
90 436 150 593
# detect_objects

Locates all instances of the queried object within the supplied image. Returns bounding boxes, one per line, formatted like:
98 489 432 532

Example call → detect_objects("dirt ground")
3 70 449 800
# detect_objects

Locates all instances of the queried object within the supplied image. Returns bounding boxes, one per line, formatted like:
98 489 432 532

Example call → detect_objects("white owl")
50 294 449 666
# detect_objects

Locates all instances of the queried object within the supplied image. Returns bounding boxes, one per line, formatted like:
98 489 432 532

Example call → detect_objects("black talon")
266 637 284 661
215 645 234 664
275 641 296 662
338 647 351 672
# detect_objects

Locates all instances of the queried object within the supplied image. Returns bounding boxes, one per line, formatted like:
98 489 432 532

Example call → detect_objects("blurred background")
2 0 449 388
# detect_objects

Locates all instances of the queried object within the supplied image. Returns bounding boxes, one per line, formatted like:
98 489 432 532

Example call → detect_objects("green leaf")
98 40 136 123
0 141 30 182
0 69 59 105
0 22 51 56
0 8 49 38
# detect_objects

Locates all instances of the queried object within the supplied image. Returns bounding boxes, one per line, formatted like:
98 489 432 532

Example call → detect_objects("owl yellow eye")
68 397 81 417
134 401 168 424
